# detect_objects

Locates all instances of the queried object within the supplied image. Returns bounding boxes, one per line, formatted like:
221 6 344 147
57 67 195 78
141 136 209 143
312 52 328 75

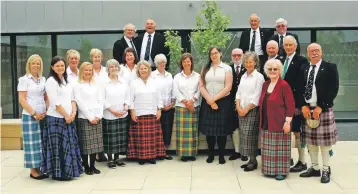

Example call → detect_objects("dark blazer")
270 32 301 57
113 37 130 64
296 60 339 110
259 78 295 132
283 54 308 107
134 32 170 69
239 27 273 56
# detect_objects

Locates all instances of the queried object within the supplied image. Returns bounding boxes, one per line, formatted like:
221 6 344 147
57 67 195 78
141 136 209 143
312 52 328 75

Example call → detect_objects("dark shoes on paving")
219 156 226 164
241 155 248 161
157 155 173 160
84 167 101 175
30 173 48 180
181 156 196 162
206 154 214 163
300 167 321 178
138 159 156 165
229 152 241 160
107 161 116 168
321 168 331 183
290 161 307 172
241 162 258 172
96 152 108 162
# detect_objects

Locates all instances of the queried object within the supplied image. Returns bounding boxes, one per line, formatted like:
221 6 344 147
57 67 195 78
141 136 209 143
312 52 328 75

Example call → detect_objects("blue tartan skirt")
22 114 43 168
41 116 83 179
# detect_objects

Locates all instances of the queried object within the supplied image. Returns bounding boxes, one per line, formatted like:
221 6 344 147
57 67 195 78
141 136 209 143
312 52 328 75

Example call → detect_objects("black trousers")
206 136 227 157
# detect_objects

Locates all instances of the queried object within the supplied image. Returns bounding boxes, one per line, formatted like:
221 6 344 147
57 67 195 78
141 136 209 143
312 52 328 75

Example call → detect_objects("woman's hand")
65 116 73 124
156 110 162 120
206 96 215 105
283 122 291 134
210 103 218 110
131 112 138 122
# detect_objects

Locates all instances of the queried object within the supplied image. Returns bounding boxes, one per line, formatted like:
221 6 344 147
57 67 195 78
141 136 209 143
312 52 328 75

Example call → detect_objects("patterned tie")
236 65 240 77
304 65 317 100
281 57 289 78
250 31 256 52
279 35 284 55
144 34 152 61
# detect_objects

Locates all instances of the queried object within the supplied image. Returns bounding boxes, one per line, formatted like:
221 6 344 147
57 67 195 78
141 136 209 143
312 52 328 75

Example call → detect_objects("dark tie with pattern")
279 35 284 55
304 65 316 100
129 40 138 57
144 34 152 61
236 65 240 77
250 31 256 52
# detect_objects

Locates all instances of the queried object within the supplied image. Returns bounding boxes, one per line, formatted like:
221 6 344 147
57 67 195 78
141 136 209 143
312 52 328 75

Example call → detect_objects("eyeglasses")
268 68 278 71
210 52 220 56
232 54 242 57
276 24 286 28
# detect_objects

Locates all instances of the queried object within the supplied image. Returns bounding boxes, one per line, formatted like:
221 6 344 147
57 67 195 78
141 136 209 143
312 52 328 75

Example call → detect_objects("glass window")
57 34 122 66
317 30 358 112
1 36 13 118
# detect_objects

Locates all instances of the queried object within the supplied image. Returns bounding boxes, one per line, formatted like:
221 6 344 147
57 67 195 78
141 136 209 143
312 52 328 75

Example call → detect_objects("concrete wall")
2 1 358 33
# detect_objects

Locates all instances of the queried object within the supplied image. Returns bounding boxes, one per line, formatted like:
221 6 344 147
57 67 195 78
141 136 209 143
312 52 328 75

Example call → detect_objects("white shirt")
45 77 74 118
151 70 174 106
234 63 242 74
140 32 155 66
17 74 46 115
205 62 232 97
120 64 138 86
103 79 130 120
93 66 109 85
66 67 79 84
73 81 104 121
173 71 201 108
250 28 264 55
129 77 163 116
236 69 265 108
305 59 322 106
124 36 137 53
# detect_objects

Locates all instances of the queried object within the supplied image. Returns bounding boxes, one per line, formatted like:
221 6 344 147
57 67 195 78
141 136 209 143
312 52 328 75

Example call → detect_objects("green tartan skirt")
102 118 128 154
176 106 200 157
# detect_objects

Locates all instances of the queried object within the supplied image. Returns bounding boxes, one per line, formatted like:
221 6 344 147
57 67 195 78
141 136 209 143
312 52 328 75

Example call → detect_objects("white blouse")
236 69 265 108
73 81 104 121
173 71 201 108
66 67 79 84
151 70 174 106
129 77 163 116
93 66 109 85
45 77 74 118
103 79 130 120
17 74 46 115
205 62 232 96
120 64 138 86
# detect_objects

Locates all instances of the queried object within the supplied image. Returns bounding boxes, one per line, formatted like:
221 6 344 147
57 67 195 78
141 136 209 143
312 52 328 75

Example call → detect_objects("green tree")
164 30 183 75
79 38 93 62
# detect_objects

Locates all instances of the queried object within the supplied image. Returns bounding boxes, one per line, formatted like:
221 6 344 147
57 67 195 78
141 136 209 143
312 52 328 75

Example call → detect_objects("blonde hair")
66 49 80 63
25 54 43 77
136 60 152 78
264 59 283 76
90 48 103 59
78 62 94 83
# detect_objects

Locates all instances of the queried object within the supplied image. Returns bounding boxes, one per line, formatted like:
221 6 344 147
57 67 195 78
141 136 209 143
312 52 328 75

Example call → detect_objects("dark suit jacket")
296 60 339 109
270 32 301 58
259 78 295 132
113 37 130 64
134 32 170 69
239 27 273 56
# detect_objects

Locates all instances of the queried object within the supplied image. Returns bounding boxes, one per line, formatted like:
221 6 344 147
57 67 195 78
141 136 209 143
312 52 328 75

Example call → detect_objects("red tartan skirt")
127 115 166 160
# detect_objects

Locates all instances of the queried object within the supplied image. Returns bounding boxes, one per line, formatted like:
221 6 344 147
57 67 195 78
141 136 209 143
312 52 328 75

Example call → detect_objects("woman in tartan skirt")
73 62 104 175
235 52 265 172
199 47 234 165
259 59 295 180
127 60 166 165
18 55 48 180
42 56 83 181
173 53 201 162
102 59 129 168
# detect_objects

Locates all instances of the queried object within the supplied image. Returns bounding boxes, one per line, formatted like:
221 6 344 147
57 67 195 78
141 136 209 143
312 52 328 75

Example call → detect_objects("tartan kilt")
302 108 338 146
77 118 104 155
22 114 43 168
199 95 234 136
261 130 291 176
102 118 128 154
41 116 83 179
127 115 166 160
160 108 175 146
239 107 260 156
176 106 200 157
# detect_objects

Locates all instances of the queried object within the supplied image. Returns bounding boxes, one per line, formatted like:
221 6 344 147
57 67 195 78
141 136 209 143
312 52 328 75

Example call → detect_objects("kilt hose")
102 118 128 154
77 118 104 155
302 108 338 146
160 108 175 146
127 115 166 160
261 130 291 176
22 114 44 168
176 106 200 157
41 116 83 179
199 95 234 136
239 107 260 157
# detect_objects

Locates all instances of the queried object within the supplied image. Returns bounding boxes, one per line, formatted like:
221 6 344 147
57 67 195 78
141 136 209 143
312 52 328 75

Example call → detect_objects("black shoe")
107 161 116 168
42 173 49 178
290 159 294 166
321 168 331 183
30 173 46 180
241 156 248 161
181 157 188 162
139 161 145 165
290 161 307 172
91 167 101 174
157 156 165 160
244 163 258 172
190 156 196 161
114 159 126 167
219 156 226 164
300 167 321 177
148 159 156 164
206 153 214 163
96 152 108 162
229 152 241 160
241 161 250 168
85 168 94 175
165 155 173 160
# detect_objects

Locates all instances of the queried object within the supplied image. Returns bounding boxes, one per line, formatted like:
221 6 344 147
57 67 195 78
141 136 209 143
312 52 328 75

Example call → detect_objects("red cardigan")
259 78 295 132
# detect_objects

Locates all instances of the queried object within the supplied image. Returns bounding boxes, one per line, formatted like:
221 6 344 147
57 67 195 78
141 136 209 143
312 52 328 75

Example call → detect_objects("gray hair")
242 51 260 69
136 60 152 78
106 59 121 76
249 13 260 21
266 40 279 49
154 54 167 67
123 23 136 32
276 18 288 26
264 59 283 77
283 35 297 46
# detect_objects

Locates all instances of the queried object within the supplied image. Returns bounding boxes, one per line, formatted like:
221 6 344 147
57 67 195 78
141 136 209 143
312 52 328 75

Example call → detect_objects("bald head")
231 48 243 64
145 19 156 34
307 43 323 64
266 40 279 58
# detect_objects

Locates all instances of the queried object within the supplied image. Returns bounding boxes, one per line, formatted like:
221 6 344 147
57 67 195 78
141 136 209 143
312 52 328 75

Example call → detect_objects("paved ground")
337 123 358 141
1 141 358 194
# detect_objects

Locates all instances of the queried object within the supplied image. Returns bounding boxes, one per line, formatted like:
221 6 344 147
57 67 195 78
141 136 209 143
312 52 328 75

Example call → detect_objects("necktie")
144 34 152 61
279 35 284 48
236 65 240 77
281 57 289 78
304 65 317 100
129 40 138 57
250 31 256 52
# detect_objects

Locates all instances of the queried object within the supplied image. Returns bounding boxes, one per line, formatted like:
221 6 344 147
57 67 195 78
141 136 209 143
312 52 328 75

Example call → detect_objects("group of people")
18 14 339 185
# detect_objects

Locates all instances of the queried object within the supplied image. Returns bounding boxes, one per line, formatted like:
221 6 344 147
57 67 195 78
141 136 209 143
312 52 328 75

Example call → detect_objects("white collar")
180 70 194 78
124 36 134 42
310 59 322 67
251 28 260 33
153 69 170 77
243 69 258 77
67 66 78 75
278 33 287 37
145 32 155 38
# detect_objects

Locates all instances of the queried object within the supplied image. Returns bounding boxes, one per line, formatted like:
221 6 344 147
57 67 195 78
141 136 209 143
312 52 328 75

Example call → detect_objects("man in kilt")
297 43 339 183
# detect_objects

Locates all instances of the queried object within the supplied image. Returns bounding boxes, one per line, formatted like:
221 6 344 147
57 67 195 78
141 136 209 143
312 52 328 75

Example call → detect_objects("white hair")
264 59 283 76
250 13 260 21
123 23 136 32
105 59 120 76
154 54 167 67
283 35 297 46
267 40 279 49
276 18 288 26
